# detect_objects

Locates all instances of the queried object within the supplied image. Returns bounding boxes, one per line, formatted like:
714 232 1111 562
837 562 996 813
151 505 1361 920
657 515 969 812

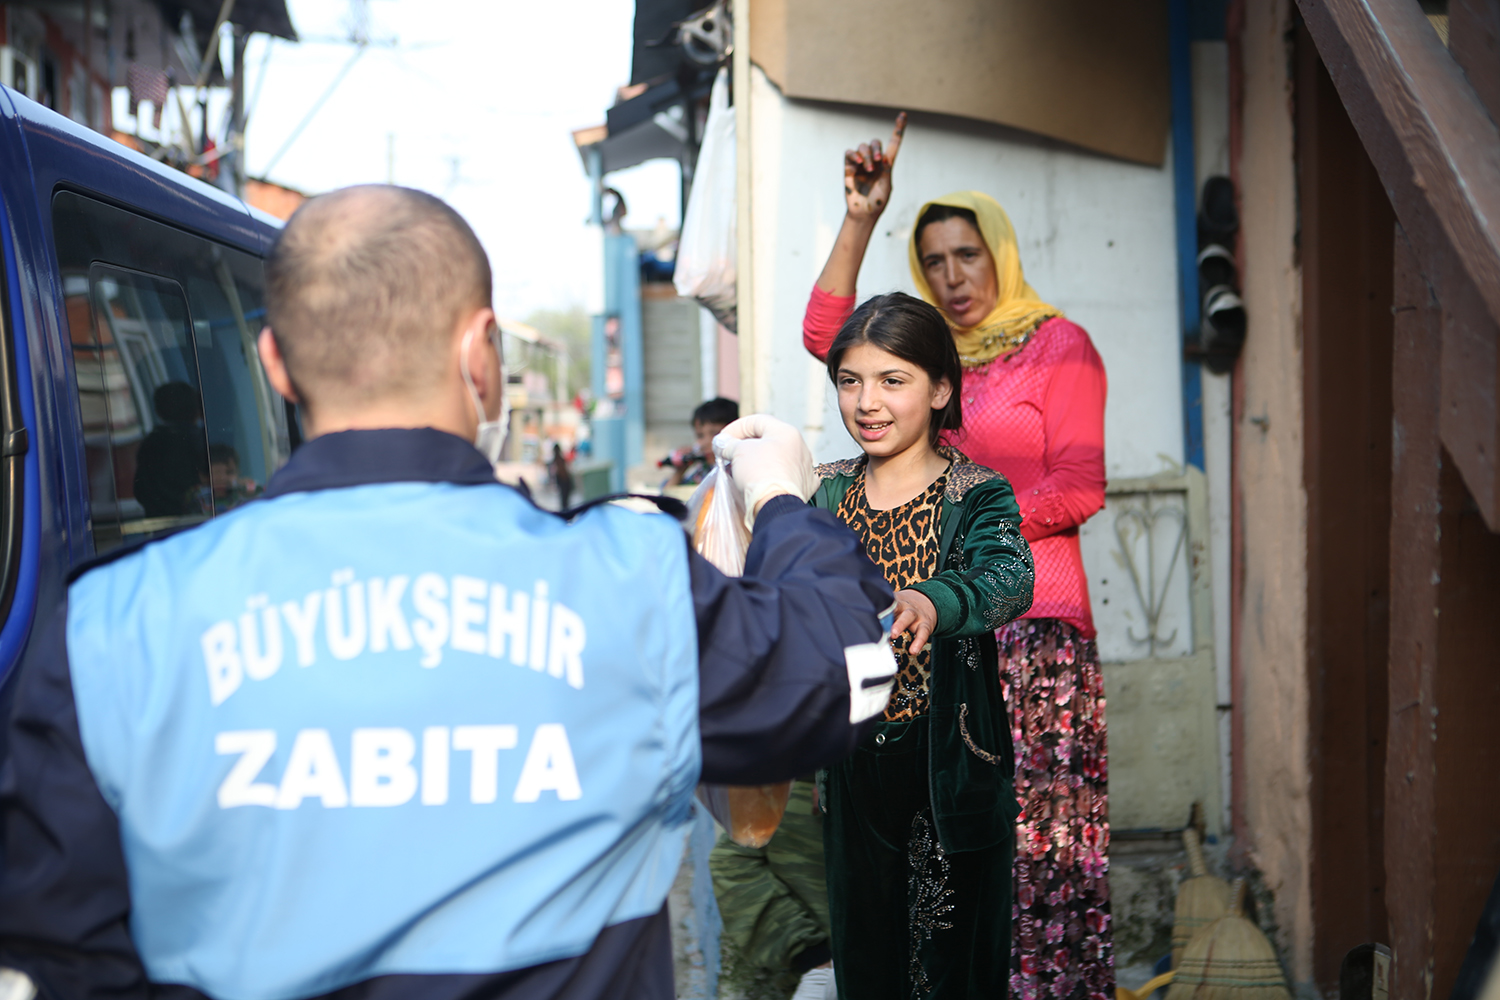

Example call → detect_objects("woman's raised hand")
843 112 907 221
814 112 908 297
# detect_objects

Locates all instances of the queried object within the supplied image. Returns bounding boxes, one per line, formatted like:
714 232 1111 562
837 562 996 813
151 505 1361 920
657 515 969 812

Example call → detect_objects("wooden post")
1385 227 1442 1000
1296 0 1500 527
1299 26 1396 988
1448 0 1500 127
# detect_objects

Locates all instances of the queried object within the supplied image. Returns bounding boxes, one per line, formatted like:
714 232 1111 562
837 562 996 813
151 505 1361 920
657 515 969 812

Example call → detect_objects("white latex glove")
713 414 818 529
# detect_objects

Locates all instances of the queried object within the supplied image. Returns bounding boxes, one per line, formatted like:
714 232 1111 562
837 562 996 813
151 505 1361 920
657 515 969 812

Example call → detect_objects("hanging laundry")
126 63 168 130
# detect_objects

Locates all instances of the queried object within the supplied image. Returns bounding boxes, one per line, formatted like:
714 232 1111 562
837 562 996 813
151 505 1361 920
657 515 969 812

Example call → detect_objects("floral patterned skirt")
998 618 1115 1000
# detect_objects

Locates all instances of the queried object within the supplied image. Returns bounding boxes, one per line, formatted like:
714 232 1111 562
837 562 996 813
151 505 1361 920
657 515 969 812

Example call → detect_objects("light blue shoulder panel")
66 484 700 1000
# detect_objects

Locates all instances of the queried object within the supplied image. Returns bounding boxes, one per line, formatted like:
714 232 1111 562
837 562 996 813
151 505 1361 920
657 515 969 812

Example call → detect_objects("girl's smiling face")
836 342 953 459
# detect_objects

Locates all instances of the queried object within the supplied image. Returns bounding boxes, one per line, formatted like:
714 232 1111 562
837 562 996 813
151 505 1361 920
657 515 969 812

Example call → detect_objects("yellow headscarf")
908 191 1061 368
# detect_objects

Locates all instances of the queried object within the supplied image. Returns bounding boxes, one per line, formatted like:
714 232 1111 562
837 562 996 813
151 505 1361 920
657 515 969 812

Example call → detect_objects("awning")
573 113 688 176
573 71 712 176
158 0 298 42
629 0 702 85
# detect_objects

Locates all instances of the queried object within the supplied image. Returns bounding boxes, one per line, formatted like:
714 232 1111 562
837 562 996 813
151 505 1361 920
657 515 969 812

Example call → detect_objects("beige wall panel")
748 0 788 93
1236 0 1313 985
750 0 1169 165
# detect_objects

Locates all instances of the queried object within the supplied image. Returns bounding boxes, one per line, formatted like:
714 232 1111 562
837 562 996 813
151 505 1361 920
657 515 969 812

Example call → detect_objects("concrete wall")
743 65 1183 479
1235 0 1314 983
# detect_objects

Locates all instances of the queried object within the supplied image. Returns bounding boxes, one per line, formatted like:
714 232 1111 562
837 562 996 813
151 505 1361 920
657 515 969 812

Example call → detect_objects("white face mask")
460 322 510 465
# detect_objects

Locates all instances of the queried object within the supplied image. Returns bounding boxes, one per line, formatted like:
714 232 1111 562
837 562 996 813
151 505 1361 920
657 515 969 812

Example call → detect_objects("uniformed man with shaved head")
0 185 897 1000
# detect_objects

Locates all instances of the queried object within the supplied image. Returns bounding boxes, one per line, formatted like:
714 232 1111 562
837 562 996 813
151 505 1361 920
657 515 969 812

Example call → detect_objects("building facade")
1234 0 1500 994
733 0 1500 995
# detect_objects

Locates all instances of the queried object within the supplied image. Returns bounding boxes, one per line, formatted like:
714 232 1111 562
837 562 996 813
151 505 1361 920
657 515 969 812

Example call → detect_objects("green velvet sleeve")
909 478 1036 639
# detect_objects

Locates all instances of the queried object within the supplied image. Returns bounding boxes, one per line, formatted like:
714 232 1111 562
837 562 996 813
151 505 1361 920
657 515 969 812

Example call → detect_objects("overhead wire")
260 43 366 178
242 35 275 131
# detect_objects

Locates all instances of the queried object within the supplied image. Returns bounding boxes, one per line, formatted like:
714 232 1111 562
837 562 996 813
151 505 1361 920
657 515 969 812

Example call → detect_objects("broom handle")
1183 826 1209 878
1229 877 1248 917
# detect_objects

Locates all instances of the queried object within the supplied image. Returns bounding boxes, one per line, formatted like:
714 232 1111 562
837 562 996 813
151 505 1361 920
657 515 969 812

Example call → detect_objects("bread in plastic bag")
686 464 750 576
687 462 792 847
696 784 794 850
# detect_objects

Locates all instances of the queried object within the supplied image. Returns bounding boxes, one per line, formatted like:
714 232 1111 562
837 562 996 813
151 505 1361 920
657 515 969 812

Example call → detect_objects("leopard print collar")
815 445 1002 504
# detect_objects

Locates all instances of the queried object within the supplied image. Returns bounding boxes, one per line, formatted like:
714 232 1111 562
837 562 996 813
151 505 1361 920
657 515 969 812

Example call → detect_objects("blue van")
0 86 295 687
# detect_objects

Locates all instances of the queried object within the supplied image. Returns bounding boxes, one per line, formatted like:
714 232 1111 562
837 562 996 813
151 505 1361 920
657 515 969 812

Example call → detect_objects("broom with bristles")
1166 879 1292 1000
1172 827 1232 967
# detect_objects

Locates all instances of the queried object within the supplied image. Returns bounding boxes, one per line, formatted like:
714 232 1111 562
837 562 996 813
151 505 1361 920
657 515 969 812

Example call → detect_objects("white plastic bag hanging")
674 67 737 331
685 458 792 847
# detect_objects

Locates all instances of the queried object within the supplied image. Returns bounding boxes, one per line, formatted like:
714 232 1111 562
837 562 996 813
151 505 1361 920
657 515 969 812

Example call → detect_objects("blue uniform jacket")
0 428 896 1000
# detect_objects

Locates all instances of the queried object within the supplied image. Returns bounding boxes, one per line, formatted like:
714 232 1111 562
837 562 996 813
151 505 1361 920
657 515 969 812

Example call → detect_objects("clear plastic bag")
686 464 750 576
673 67 737 331
687 462 792 847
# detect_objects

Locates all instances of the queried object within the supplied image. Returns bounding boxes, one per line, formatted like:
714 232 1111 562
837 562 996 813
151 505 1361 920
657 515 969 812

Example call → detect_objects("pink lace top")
803 286 1107 636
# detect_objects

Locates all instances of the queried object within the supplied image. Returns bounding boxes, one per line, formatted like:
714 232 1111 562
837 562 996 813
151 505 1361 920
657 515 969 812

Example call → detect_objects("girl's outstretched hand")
843 112 907 222
890 587 936 652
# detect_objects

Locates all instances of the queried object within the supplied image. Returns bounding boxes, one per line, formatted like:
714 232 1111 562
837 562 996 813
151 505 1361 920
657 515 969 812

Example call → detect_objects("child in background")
811 293 1034 1000
207 443 261 511
662 397 738 486
710 780 835 1000
548 443 574 510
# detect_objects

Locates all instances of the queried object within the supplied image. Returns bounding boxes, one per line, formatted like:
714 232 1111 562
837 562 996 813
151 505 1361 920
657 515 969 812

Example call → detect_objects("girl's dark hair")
826 292 963 447
914 203 981 248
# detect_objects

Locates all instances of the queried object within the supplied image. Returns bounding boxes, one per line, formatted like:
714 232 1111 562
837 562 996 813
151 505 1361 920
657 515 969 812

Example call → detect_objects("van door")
52 191 290 554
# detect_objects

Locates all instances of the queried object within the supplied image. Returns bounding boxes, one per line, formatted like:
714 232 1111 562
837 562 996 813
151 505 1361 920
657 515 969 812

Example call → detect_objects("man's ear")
458 307 500 397
258 328 301 404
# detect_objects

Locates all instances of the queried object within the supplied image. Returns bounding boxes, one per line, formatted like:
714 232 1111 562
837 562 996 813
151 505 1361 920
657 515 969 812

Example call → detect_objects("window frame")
49 189 289 556
0 220 27 623
78 263 211 545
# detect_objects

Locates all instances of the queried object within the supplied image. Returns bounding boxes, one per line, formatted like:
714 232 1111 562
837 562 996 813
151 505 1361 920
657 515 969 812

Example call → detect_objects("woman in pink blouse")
803 117 1114 1000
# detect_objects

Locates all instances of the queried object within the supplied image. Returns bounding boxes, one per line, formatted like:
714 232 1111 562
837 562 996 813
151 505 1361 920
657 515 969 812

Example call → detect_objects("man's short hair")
265 185 492 411
693 397 738 428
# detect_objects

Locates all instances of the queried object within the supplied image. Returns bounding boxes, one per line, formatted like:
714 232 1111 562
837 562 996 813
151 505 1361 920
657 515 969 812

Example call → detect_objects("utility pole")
230 25 248 197
195 0 236 156
83 0 94 128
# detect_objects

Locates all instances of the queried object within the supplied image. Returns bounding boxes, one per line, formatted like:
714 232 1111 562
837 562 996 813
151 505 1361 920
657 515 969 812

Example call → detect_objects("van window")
183 249 285 503
53 192 289 554
72 268 209 548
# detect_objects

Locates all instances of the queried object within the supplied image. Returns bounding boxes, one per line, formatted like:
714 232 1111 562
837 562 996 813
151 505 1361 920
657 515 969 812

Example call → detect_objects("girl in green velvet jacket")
813 292 1034 999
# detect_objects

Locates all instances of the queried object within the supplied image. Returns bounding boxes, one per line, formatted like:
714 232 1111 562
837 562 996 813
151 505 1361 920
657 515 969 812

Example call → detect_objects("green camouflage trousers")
709 779 831 972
